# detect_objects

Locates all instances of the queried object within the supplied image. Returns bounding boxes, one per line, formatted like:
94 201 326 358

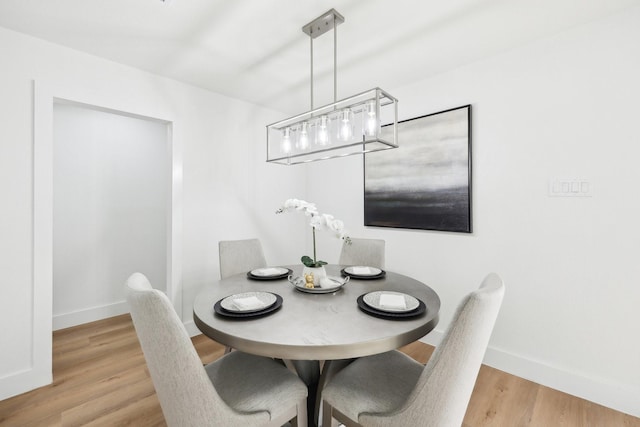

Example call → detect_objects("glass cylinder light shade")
337 108 354 142
364 100 379 137
315 115 330 146
297 121 310 150
266 88 398 165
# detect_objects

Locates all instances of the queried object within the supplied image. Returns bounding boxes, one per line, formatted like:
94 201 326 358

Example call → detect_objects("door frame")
31 80 182 390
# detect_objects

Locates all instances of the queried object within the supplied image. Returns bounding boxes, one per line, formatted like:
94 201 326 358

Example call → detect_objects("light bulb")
297 122 309 150
339 108 353 141
281 127 292 153
316 115 329 145
365 100 378 137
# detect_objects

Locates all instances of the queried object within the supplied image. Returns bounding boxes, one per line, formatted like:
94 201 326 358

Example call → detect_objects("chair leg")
268 400 307 427
322 400 339 427
295 398 308 427
315 359 354 425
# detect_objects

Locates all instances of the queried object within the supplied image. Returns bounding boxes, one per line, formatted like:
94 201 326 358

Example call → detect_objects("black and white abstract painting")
364 105 472 233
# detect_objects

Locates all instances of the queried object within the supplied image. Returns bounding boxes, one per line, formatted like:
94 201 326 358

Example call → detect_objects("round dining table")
193 264 440 426
193 264 440 360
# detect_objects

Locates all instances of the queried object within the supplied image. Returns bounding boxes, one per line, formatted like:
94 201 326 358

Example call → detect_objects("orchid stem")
312 226 317 264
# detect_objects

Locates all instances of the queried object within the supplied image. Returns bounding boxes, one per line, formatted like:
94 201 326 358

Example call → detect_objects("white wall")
306 6 640 417
2 4 639 416
0 26 305 399
52 103 168 329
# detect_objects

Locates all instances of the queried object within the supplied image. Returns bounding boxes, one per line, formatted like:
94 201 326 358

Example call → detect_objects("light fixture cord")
307 12 338 112
333 19 337 103
310 35 314 109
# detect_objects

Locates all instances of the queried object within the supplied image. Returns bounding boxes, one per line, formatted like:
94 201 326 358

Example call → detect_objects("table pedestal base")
285 359 355 426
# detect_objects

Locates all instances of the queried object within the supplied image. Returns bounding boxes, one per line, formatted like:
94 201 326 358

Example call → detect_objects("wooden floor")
1 314 638 426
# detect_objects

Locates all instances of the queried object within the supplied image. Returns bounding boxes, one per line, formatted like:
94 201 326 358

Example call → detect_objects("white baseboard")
52 302 199 334
53 300 129 331
0 366 51 401
183 319 200 337
419 332 640 418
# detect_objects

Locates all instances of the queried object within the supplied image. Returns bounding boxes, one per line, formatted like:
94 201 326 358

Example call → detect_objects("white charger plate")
363 291 420 313
250 267 290 277
220 291 277 313
344 266 383 276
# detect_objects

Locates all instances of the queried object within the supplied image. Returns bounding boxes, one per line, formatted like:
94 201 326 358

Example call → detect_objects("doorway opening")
29 82 182 395
52 102 169 330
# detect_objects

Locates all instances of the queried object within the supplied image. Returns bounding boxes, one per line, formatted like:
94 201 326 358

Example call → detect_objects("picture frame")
364 104 472 233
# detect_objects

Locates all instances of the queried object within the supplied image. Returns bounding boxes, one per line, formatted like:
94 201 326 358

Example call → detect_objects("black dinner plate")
214 293 283 319
246 268 292 281
356 294 426 320
341 268 386 280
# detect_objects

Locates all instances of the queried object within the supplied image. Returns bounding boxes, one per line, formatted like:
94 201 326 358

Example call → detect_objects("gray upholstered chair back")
125 273 268 426
218 238 267 279
338 238 385 269
361 273 505 427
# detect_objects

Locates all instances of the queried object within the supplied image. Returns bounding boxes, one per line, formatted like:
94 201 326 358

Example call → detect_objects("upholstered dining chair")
126 273 308 427
321 273 505 427
219 238 268 279
338 238 385 269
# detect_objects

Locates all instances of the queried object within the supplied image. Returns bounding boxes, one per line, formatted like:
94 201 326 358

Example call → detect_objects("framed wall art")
364 104 472 233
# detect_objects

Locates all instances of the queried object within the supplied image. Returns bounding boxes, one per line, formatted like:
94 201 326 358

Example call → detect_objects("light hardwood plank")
529 385 640 427
60 375 157 426
0 314 638 427
463 365 538 427
80 393 165 427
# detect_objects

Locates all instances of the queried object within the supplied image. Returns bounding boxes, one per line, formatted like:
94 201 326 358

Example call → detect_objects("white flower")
309 214 324 229
276 198 351 265
324 215 345 238
278 198 319 217
304 206 319 217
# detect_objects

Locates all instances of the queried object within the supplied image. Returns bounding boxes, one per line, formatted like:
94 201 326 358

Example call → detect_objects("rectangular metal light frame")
266 88 398 165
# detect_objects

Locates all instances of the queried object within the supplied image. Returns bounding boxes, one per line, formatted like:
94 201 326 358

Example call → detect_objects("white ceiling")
0 0 637 114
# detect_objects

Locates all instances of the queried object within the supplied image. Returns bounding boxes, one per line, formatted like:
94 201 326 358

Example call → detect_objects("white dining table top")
192 264 440 360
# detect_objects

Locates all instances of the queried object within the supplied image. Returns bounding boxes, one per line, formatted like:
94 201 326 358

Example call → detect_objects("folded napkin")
232 295 265 311
253 267 283 276
378 293 407 310
352 266 374 275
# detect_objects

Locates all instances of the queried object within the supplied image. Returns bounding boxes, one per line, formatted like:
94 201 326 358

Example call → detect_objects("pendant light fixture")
267 9 398 165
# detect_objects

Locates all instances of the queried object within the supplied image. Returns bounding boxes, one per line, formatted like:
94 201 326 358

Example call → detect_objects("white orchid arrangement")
276 198 351 268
